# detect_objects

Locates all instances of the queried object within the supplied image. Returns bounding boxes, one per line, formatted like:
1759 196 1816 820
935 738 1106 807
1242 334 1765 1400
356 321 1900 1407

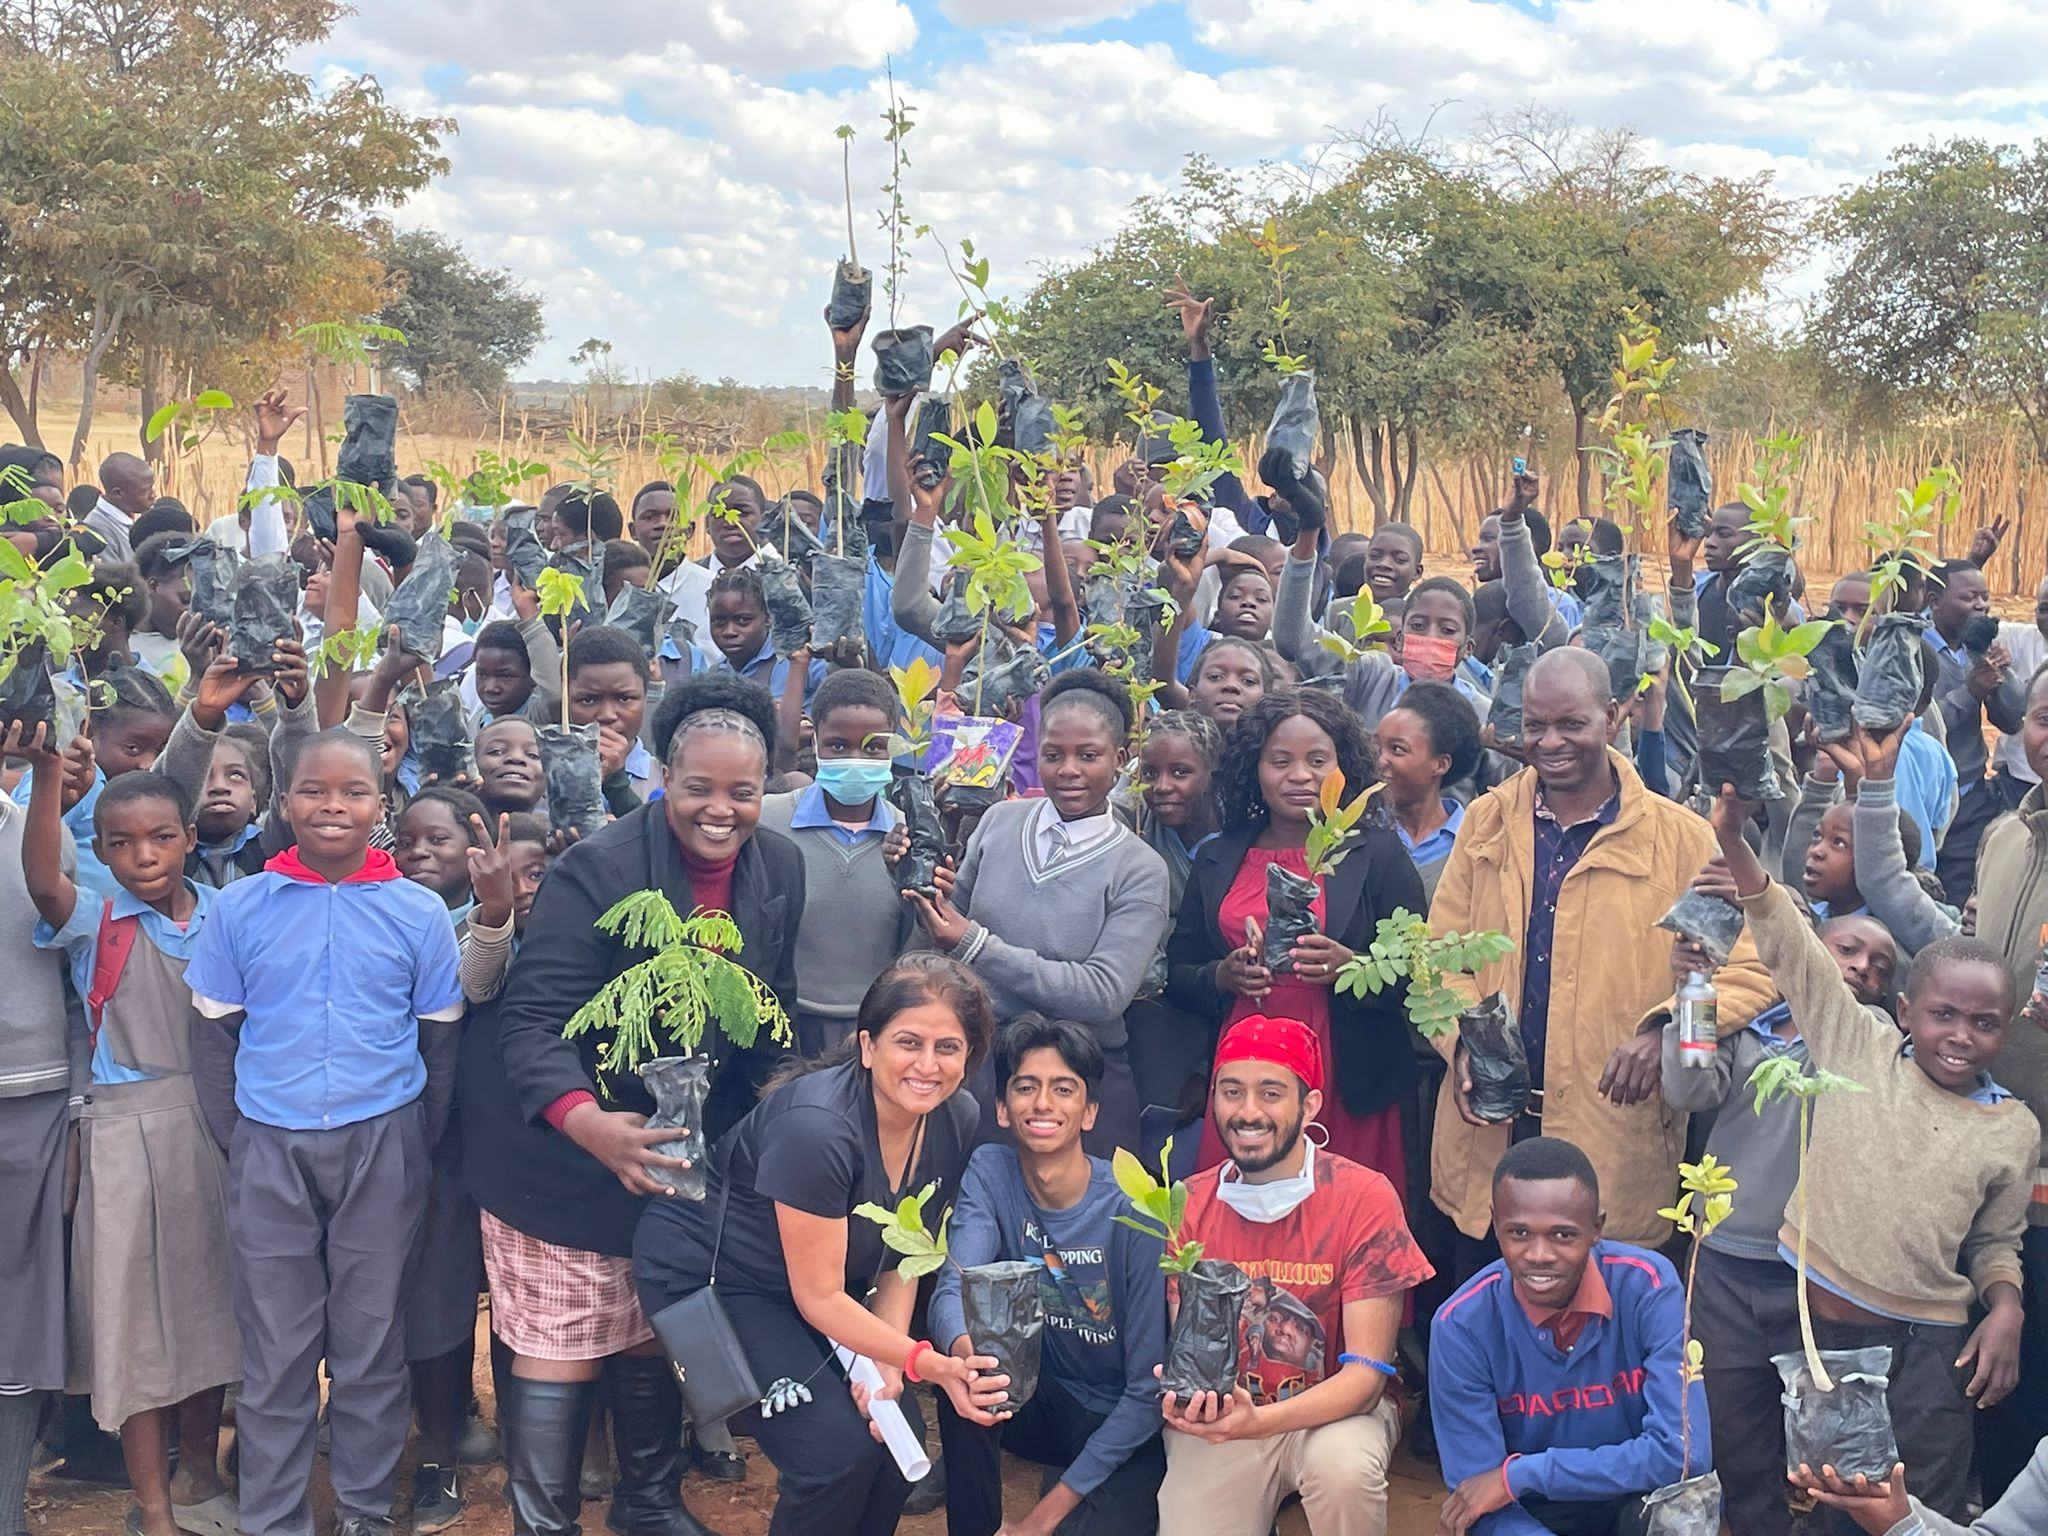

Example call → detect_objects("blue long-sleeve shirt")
1186 358 1258 527
1430 1242 1704 1533
929 1146 1166 1500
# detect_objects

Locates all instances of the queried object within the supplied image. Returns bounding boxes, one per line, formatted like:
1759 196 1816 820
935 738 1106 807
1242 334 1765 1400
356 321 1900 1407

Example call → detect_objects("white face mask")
1214 1141 1316 1224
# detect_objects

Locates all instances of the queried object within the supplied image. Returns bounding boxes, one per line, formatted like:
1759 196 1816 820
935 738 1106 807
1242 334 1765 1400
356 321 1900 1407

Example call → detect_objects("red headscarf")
1213 1013 1324 1093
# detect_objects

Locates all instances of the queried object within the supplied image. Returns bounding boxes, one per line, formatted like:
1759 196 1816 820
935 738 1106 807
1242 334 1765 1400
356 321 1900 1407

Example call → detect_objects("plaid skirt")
480 1210 653 1361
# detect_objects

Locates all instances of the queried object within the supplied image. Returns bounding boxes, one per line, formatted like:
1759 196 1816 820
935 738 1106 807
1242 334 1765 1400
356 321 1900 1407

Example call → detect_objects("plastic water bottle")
1676 971 1718 1068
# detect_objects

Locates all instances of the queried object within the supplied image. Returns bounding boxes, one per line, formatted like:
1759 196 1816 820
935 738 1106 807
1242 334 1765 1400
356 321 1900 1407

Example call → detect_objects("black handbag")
649 1172 761 1427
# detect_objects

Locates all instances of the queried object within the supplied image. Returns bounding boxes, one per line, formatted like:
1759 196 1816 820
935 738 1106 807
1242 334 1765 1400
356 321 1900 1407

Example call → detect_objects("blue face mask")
813 756 893 804
460 615 483 638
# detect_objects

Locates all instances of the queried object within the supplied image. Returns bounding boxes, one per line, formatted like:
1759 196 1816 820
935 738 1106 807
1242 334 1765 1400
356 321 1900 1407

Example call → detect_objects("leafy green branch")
145 388 236 451
1735 431 1808 558
855 1182 951 1279
1112 1141 1203 1274
562 892 793 1079
1317 591 1393 665
1720 612 1835 722
1336 909 1517 1037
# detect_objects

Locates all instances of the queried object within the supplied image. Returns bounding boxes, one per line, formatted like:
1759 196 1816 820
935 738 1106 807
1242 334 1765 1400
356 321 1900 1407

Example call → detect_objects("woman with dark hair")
1372 680 1482 905
898 669 1171 1156
460 673 802 1536
633 955 1008 1536
1165 686 1427 1183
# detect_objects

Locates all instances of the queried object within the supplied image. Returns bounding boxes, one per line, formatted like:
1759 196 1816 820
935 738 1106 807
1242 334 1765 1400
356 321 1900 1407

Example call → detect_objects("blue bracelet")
1339 1352 1399 1378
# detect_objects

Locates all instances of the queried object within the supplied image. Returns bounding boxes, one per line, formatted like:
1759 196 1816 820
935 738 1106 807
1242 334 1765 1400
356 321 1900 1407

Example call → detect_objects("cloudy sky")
308 0 2048 389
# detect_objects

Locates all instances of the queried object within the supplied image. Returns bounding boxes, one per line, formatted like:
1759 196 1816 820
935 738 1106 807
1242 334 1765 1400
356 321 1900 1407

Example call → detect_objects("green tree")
0 0 450 460
375 228 546 399
1812 138 2048 456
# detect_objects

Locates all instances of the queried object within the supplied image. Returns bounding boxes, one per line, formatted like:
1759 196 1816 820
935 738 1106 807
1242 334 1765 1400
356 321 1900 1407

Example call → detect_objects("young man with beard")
931 1015 1168 1536
1429 1137 1702 1536
1158 1014 1434 1536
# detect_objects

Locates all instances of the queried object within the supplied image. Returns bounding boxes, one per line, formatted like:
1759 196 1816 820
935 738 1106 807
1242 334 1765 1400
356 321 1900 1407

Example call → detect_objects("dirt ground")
25 1371 1451 1536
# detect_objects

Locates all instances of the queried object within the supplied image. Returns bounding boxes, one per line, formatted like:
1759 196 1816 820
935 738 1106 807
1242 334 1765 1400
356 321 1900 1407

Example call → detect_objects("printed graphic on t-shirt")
1241 1275 1325 1402
1026 1219 1117 1348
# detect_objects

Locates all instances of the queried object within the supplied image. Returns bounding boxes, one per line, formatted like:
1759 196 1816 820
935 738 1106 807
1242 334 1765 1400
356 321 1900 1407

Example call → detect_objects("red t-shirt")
1181 1150 1434 1404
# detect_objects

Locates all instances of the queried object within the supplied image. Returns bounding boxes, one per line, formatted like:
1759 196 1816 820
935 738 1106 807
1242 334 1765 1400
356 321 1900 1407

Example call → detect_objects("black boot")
602 1357 720 1536
501 1376 597 1536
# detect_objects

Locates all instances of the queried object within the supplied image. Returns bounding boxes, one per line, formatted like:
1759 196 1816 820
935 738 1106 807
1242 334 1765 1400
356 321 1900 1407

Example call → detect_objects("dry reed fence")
80 401 2048 601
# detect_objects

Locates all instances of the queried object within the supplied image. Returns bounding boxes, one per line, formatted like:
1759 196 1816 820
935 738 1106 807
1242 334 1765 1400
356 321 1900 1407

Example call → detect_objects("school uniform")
406 907 484 1368
184 847 464 1536
37 882 240 1430
695 634 827 712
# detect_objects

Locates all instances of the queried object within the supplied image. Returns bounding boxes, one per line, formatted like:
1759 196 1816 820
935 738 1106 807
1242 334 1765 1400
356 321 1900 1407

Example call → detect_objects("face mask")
460 615 483 638
1401 633 1462 684
1214 1141 1316 1224
814 756 894 802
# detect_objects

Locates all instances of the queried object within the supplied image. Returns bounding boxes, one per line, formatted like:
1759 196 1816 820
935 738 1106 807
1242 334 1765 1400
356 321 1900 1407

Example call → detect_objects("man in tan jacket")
1428 649 1776 1252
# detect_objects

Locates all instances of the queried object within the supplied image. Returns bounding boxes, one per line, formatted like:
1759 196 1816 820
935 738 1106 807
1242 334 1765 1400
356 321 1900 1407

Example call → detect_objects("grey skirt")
0 1088 68 1388
70 1074 240 1428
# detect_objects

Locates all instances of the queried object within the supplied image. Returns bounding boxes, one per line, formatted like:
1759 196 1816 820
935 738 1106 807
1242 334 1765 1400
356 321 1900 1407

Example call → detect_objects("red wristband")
1500 1454 1520 1502
904 1340 932 1384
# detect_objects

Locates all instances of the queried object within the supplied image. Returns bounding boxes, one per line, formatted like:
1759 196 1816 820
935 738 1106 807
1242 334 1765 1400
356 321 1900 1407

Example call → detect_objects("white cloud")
312 0 2048 384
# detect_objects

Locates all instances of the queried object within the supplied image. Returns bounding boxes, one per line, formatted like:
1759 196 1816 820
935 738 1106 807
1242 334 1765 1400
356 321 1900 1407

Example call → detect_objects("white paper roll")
831 1343 932 1482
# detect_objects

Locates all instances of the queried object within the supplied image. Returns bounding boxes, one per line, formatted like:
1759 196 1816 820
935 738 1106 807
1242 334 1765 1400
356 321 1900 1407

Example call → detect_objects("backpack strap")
85 901 141 1053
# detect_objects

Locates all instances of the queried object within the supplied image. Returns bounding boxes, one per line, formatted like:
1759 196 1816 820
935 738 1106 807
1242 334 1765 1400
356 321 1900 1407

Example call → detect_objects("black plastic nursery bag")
386 532 456 664
1582 623 1649 703
1460 992 1531 1124
1694 667 1782 802
539 722 607 840
757 557 813 659
410 679 475 785
1643 1472 1722 1536
826 259 872 332
1806 624 1859 744
1488 644 1539 751
886 764 945 896
608 583 665 659
958 1261 1045 1415
931 570 984 646
1852 614 1928 732
1775 1348 1899 1483
873 326 936 398
758 498 825 569
1266 372 1319 483
229 555 300 675
809 553 865 656
337 394 399 493
1262 860 1320 973
0 638 57 740
1667 429 1713 539
1727 547 1793 630
1656 889 1746 967
176 537 239 629
960 632 1049 720
640 1055 711 1201
1160 1260 1250 1400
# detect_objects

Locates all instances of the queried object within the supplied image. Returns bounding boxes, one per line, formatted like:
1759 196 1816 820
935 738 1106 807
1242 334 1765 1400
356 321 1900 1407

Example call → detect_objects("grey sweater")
0 801 81 1101
942 798 1169 1048
159 691 318 882
1929 631 2025 787
1853 777 1960 955
758 790 910 1018
1661 1008 1808 1263
1271 554 1415 730
1889 1434 2048 1534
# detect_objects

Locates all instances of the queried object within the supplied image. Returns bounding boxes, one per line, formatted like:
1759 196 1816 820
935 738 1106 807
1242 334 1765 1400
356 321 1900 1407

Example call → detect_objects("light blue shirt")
788 783 897 848
183 870 464 1131
35 881 216 1085
865 552 942 673
1547 585 1584 630
1395 797 1465 869
1895 719 1957 871
699 636 827 709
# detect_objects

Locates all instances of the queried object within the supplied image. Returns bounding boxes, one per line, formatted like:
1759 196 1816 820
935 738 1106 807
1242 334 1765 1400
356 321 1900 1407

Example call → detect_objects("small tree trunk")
0 359 39 447
1394 423 1421 523
1572 399 1593 519
68 298 124 473
138 345 164 464
1348 412 1387 523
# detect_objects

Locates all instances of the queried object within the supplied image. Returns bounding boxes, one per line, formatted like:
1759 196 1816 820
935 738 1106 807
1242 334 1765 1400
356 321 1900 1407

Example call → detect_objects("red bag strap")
85 901 141 1051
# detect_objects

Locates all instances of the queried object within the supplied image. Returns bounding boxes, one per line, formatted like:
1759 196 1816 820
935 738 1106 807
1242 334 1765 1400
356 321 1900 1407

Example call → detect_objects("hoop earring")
1304 1120 1330 1149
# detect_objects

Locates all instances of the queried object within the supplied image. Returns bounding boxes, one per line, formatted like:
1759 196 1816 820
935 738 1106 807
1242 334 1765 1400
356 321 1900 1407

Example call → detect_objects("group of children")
0 284 2042 1536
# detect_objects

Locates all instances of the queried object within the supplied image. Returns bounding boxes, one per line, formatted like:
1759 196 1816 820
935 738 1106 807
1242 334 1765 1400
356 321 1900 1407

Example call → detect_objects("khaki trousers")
1157 1397 1400 1536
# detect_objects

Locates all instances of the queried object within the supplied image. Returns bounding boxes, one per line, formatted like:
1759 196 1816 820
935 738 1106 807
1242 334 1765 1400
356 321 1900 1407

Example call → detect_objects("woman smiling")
633 955 1009 1536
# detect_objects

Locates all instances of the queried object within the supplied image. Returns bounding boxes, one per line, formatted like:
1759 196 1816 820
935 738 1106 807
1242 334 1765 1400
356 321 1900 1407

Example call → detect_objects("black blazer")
461 804 804 1256
1164 825 1426 1119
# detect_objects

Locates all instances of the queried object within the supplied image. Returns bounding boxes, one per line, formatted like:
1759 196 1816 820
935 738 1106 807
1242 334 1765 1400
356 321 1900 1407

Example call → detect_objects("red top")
266 846 400 884
543 841 742 1132
1181 1150 1433 1405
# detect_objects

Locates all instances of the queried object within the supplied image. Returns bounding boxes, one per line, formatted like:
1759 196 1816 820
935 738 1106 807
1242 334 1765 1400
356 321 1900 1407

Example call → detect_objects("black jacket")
461 804 804 1256
1163 825 1425 1119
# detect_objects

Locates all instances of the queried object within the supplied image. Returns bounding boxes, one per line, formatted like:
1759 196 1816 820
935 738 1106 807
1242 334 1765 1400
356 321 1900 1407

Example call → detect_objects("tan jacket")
1427 751 1777 1244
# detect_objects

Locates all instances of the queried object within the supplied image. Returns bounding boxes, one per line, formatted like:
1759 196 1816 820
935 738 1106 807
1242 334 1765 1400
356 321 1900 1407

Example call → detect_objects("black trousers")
1689 1248 1801 1536
716 1291 924 1536
1976 1225 2048 1502
935 1372 1163 1536
1518 1495 1649 1536
1935 778 2001 905
1808 1313 1972 1531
